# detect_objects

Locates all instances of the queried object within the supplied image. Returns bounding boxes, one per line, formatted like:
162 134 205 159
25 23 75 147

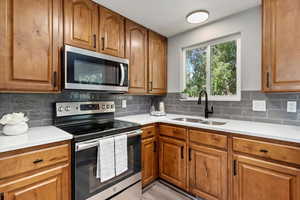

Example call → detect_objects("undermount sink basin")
200 121 227 126
172 118 226 126
172 118 204 123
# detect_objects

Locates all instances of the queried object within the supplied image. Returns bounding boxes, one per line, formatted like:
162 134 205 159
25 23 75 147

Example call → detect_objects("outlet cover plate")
252 100 266 112
287 101 297 113
122 100 127 108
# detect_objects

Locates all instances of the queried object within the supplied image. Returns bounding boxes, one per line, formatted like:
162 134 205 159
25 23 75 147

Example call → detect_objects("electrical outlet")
287 101 297 113
252 100 266 112
122 100 127 108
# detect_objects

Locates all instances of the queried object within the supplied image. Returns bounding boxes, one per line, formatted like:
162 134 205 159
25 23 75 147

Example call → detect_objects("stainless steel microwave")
64 45 129 92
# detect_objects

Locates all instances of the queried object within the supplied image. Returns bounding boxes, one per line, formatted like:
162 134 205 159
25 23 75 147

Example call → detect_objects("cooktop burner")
58 120 139 136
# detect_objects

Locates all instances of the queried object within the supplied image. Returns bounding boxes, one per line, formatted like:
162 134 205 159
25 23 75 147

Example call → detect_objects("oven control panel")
55 101 115 117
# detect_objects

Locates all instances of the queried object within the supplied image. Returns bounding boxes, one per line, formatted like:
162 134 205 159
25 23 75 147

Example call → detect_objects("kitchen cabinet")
142 137 158 187
141 125 158 187
189 143 227 200
99 6 125 57
262 0 300 92
159 136 187 190
148 31 168 94
0 165 69 200
64 0 99 51
233 154 300 200
0 141 71 200
126 20 148 94
0 0 62 92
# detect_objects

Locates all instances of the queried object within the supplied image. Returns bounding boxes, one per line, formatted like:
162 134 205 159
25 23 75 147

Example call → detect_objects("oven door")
73 131 141 200
64 45 129 92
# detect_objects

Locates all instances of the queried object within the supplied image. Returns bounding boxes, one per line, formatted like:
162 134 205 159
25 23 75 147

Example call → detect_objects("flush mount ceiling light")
186 10 209 24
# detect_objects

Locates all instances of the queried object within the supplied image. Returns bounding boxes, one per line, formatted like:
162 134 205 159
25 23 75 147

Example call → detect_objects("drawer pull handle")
33 159 44 164
260 149 268 153
148 131 152 134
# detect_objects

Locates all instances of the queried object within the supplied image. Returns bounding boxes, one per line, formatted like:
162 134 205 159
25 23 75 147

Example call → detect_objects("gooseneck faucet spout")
198 90 214 119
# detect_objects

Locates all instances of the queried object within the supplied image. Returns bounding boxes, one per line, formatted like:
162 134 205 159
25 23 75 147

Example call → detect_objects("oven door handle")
75 130 142 152
120 63 125 86
76 141 99 152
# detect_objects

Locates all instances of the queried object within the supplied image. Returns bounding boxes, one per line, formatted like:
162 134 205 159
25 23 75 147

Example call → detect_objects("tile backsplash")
0 91 153 127
157 91 300 126
1 90 300 127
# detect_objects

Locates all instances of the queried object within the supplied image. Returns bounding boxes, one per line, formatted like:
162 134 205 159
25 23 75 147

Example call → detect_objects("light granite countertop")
117 113 300 144
0 126 73 153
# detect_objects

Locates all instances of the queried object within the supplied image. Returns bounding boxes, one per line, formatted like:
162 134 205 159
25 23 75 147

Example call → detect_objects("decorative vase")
2 122 29 136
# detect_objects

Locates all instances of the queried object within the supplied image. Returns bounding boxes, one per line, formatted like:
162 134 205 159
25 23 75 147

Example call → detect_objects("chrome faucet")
198 90 213 118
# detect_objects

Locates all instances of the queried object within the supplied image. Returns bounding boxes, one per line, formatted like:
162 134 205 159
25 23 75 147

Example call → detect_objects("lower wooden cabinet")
189 143 227 200
0 141 71 200
233 154 300 200
159 136 187 190
144 124 300 200
142 136 158 186
0 164 70 200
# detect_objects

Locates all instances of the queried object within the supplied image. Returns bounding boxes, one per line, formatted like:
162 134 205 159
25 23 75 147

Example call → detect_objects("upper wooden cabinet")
148 31 167 94
262 0 300 92
159 136 187 190
233 155 300 200
99 6 125 57
0 0 62 92
64 0 99 51
126 20 148 94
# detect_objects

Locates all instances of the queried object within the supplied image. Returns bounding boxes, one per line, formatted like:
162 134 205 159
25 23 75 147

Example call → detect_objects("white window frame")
182 34 241 101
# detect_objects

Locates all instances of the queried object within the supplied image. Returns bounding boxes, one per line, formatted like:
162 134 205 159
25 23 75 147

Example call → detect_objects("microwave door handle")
120 63 125 86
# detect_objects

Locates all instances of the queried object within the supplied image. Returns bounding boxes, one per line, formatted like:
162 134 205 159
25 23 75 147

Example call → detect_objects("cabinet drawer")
159 125 187 140
233 137 300 165
0 144 69 179
142 125 156 139
189 129 227 149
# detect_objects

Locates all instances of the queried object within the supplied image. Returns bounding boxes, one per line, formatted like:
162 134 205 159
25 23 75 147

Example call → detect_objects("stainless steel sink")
172 118 204 123
200 121 226 126
172 118 226 126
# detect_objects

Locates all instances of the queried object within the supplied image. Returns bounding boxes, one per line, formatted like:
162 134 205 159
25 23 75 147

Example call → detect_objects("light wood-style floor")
142 182 192 200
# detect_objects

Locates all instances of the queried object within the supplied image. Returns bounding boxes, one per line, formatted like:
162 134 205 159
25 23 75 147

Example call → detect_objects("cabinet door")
99 6 125 57
142 137 158 187
233 155 300 200
189 144 227 200
0 164 70 200
0 0 62 92
262 0 300 92
126 20 148 94
159 136 187 190
148 31 167 94
64 0 98 51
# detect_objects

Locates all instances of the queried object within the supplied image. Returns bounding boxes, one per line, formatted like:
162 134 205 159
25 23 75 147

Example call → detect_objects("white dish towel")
114 134 128 176
97 137 115 182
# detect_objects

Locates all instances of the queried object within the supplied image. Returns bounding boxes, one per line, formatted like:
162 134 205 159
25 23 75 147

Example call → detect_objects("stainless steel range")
54 101 142 200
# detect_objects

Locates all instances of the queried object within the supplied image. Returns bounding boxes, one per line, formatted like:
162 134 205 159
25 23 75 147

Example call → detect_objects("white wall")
167 6 262 92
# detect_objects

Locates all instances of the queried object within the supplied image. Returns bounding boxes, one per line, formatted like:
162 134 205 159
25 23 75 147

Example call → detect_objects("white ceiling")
93 0 261 37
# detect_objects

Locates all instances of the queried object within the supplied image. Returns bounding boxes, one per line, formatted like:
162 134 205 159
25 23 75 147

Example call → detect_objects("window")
182 35 241 101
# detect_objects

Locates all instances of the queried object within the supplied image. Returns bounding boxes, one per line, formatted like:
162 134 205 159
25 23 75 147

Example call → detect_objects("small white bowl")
3 122 29 136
